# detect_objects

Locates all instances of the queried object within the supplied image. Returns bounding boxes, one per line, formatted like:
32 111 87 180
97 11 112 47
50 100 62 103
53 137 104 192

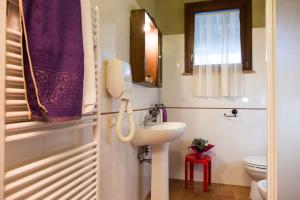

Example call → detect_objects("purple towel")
20 0 84 121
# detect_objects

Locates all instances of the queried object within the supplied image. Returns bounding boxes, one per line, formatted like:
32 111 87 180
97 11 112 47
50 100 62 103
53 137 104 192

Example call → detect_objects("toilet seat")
243 156 267 172
243 156 267 200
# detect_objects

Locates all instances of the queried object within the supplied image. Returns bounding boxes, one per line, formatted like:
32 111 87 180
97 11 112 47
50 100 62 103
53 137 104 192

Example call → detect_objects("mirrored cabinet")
130 9 162 87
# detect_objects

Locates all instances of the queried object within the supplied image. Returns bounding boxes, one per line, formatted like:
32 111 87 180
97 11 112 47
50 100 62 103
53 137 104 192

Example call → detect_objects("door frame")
266 0 277 199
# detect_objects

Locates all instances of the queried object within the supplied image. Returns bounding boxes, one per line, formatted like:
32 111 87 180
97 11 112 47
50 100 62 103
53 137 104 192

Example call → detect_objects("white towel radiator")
0 1 101 199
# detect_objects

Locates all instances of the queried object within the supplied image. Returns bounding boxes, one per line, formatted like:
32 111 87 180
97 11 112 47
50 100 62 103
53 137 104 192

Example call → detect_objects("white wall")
161 28 267 186
93 0 160 199
276 0 300 199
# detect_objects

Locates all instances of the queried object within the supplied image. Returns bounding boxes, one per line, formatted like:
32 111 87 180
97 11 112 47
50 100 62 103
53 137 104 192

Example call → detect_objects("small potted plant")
188 138 215 158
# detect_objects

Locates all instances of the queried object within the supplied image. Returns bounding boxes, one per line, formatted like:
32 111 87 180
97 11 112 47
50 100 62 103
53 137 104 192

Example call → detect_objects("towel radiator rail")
0 1 101 199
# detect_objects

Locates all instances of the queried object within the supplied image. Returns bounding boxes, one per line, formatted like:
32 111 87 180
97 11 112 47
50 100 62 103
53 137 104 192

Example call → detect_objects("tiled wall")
93 0 160 199
160 28 267 186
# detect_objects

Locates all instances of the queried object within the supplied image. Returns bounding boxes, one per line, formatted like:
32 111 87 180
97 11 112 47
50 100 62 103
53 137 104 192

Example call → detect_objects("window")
185 0 252 73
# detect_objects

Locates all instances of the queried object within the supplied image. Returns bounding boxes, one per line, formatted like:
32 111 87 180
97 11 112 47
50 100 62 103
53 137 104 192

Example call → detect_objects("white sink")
131 122 186 200
131 122 186 146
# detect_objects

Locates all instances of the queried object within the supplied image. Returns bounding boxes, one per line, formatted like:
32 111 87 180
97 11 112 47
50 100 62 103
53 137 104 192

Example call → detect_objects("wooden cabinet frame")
184 0 253 73
130 9 162 87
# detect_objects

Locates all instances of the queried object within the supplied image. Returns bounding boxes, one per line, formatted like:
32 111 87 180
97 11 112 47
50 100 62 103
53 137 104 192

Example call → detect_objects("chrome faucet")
143 114 156 126
143 107 160 126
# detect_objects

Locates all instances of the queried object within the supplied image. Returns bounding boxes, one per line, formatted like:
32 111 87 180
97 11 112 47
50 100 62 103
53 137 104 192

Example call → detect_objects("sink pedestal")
131 122 186 200
151 143 169 200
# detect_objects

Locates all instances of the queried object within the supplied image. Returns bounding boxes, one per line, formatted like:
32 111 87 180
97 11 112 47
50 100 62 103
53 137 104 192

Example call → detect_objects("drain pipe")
137 145 152 164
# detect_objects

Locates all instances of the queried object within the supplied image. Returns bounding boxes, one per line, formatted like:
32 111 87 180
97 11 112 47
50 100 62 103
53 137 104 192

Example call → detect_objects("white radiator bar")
6 75 24 83
72 181 97 200
82 188 97 200
44 169 97 200
5 147 97 192
6 52 22 60
5 111 28 118
6 159 97 200
5 100 27 106
5 88 25 94
26 163 97 200
5 121 98 142
6 64 22 71
5 114 97 132
5 142 97 179
6 28 20 37
60 176 97 200
6 40 21 49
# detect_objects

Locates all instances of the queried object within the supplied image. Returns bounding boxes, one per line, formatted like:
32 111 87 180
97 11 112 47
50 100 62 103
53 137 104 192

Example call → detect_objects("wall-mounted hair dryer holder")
106 58 136 142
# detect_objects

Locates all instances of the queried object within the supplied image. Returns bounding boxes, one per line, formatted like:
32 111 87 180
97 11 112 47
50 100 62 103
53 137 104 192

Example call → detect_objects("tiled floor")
146 179 250 200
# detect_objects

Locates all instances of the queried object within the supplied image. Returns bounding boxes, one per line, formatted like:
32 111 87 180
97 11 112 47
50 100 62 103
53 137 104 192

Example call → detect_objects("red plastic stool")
185 153 211 192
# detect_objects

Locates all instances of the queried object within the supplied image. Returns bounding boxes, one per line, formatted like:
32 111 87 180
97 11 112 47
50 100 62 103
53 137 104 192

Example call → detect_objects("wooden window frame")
184 0 252 74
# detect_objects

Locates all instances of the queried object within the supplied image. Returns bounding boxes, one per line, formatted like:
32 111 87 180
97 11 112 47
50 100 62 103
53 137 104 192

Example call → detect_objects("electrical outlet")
107 115 117 128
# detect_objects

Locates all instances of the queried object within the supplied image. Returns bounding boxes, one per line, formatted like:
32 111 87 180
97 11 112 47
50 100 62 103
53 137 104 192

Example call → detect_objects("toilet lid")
243 156 266 169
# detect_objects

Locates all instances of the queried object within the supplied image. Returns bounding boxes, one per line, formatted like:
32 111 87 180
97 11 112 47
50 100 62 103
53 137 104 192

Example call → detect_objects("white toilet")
243 156 267 200
258 179 267 200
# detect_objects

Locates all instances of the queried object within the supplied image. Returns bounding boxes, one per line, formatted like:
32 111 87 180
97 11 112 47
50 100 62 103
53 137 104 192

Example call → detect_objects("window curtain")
193 9 244 97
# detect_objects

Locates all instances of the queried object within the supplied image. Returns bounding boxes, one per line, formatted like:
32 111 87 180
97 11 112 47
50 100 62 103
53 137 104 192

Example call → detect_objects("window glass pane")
194 9 242 65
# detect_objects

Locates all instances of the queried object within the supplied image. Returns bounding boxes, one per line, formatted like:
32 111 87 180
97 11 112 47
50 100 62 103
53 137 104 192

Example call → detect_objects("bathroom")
0 0 299 200
102 0 267 199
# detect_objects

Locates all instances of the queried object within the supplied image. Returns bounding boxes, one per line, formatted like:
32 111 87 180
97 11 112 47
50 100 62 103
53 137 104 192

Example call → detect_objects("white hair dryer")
106 58 135 142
